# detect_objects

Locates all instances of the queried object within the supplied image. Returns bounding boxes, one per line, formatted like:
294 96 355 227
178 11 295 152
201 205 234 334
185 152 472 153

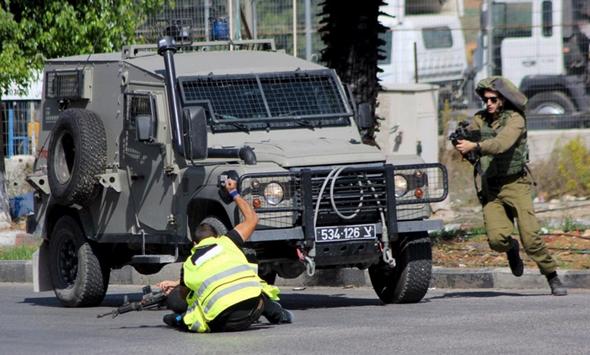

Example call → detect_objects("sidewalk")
3 229 589 290
1 259 589 290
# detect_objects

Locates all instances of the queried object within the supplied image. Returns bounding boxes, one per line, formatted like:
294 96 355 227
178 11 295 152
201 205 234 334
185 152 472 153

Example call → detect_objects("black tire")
527 91 576 115
49 216 108 307
369 233 432 304
48 109 106 206
258 268 277 285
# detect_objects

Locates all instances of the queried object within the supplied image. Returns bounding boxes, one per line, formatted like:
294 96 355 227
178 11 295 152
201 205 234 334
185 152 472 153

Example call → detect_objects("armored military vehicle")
27 37 448 307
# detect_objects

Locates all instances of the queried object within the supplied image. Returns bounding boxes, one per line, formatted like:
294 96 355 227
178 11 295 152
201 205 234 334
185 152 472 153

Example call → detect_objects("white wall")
375 83 440 163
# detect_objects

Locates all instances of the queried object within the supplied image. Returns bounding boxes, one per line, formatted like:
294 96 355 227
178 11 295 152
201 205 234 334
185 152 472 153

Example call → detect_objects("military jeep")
28 37 448 307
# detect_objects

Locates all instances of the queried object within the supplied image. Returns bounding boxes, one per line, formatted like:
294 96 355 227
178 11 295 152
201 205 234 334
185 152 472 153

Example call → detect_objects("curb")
2 261 590 290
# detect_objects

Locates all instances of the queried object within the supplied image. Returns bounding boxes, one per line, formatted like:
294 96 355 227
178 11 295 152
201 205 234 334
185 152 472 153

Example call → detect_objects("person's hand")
156 280 179 295
456 139 477 155
224 178 238 193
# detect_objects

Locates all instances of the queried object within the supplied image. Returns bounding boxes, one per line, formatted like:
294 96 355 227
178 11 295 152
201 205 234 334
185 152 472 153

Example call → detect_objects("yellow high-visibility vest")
182 235 262 332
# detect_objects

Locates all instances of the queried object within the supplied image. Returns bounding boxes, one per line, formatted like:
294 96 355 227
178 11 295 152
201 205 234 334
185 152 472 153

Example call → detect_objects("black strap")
524 164 537 186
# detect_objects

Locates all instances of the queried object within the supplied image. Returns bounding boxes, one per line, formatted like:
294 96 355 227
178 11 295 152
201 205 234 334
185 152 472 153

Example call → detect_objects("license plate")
315 224 377 243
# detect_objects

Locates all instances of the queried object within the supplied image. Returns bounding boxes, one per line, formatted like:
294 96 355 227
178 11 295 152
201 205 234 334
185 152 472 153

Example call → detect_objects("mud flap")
33 241 53 292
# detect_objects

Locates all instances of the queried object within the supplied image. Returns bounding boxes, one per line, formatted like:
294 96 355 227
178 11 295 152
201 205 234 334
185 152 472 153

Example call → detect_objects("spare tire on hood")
48 108 106 206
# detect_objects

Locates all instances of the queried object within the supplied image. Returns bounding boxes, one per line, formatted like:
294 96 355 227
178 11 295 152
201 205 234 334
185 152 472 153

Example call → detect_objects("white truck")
472 0 590 118
378 0 468 104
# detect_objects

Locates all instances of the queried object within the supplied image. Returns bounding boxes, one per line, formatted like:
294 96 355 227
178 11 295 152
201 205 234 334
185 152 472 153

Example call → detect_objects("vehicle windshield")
178 69 352 131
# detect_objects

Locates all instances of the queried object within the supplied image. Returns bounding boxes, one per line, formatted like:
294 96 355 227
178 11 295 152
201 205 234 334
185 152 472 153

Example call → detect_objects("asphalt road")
1 283 589 355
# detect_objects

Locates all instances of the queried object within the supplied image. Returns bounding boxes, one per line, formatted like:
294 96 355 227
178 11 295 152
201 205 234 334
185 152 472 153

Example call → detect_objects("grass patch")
562 216 589 233
0 244 40 260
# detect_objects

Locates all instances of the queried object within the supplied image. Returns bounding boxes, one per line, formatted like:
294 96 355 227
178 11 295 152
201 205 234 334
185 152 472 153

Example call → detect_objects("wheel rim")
534 103 565 115
58 237 78 286
54 132 76 184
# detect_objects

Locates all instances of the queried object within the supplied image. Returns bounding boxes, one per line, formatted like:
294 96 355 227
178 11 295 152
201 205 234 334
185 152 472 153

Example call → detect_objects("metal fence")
137 0 590 129
0 101 39 158
137 0 322 59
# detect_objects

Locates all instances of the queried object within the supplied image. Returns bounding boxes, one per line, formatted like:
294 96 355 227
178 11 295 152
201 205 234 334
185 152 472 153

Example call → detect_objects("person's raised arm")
225 178 259 242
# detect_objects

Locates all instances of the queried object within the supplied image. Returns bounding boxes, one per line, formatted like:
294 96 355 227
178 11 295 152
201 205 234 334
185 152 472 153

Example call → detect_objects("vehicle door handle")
522 60 536 67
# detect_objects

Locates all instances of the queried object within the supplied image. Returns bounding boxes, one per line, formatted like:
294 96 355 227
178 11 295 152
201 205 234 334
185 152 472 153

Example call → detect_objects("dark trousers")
166 285 285 332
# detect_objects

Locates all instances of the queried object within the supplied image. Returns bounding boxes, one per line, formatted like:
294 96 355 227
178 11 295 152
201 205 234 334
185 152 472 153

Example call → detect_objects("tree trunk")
318 0 387 144
0 108 12 225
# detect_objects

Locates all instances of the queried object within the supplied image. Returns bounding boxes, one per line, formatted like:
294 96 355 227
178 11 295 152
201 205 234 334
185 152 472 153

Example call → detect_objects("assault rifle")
448 121 480 166
97 285 167 319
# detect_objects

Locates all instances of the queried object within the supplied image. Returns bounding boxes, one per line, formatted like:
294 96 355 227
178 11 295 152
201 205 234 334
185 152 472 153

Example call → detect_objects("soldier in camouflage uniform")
455 77 567 296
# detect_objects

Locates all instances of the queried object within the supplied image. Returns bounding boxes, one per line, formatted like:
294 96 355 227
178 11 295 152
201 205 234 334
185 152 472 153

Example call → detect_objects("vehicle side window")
542 1 553 37
422 26 453 49
492 3 533 38
126 94 157 142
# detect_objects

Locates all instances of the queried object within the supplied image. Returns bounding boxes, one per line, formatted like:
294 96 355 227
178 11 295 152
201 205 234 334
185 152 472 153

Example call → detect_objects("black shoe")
506 238 524 277
279 309 294 324
163 313 183 328
547 275 568 296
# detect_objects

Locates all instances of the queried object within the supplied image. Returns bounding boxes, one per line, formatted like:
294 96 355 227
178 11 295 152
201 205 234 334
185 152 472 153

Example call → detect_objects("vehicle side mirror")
182 107 208 160
135 114 157 143
357 102 373 129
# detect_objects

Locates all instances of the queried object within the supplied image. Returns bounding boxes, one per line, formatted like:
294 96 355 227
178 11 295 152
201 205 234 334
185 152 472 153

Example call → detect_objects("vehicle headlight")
263 182 284 205
394 175 408 197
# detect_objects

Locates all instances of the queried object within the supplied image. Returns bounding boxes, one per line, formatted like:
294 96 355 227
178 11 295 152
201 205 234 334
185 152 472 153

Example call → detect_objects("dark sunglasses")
483 96 499 104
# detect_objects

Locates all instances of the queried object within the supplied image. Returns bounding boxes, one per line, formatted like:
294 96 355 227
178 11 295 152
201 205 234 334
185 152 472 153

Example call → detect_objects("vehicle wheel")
49 216 108 307
527 91 575 115
369 232 432 304
258 264 277 285
48 109 106 206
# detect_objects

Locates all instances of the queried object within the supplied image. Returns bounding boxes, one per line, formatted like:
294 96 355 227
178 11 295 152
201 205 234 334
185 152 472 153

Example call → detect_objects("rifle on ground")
97 285 167 319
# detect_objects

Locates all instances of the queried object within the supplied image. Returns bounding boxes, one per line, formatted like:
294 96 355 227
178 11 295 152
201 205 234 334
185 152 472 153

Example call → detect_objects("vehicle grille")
310 169 387 226
239 163 448 228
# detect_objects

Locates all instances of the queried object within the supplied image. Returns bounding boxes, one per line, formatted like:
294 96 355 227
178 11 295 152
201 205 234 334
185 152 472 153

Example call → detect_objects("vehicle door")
123 91 175 232
494 0 537 87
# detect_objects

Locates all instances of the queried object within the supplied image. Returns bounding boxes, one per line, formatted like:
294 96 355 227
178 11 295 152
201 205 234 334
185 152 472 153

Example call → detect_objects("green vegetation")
562 216 589 233
533 136 590 199
0 243 39 260
0 0 167 95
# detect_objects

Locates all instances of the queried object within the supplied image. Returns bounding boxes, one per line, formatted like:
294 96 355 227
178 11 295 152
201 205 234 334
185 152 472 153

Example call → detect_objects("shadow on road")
21 292 146 308
280 292 382 310
427 290 544 300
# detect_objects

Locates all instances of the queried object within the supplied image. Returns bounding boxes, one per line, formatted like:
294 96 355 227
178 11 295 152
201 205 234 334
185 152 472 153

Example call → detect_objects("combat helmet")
475 76 527 113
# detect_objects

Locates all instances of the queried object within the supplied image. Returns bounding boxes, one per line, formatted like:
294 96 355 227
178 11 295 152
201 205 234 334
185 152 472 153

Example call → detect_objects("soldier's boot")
506 238 524 277
546 272 568 296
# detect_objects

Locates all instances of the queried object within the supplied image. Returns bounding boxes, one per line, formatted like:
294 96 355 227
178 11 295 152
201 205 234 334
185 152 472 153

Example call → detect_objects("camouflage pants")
481 175 557 275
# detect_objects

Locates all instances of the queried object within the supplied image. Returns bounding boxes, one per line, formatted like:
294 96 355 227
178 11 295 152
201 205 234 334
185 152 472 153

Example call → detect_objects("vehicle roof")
47 50 326 76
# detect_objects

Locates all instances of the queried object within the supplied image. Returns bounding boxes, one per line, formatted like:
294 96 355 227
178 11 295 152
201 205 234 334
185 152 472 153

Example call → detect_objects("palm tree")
318 0 387 144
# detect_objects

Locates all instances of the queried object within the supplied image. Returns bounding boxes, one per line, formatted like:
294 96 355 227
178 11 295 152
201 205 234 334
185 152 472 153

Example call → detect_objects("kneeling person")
158 178 292 332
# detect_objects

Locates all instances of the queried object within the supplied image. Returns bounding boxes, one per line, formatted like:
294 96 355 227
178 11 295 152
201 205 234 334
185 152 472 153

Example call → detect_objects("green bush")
532 136 590 199
0 245 39 260
558 137 590 195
